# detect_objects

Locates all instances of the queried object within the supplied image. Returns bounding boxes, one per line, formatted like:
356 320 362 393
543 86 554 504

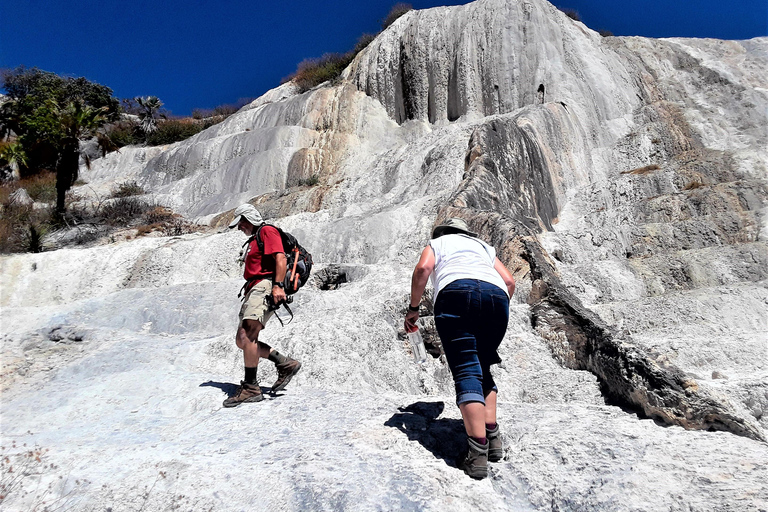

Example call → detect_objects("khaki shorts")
238 279 275 328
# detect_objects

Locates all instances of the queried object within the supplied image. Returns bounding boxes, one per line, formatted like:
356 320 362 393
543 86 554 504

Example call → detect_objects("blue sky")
2 0 766 116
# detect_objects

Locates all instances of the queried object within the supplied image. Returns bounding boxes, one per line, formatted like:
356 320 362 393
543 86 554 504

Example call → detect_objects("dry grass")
0 442 86 510
1 174 199 252
0 173 59 253
621 164 660 175
0 172 57 204
683 181 705 190
110 181 145 198
382 3 412 30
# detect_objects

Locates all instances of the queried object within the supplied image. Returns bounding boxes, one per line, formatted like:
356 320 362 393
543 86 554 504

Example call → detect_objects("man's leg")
236 319 271 366
224 319 269 407
268 348 302 392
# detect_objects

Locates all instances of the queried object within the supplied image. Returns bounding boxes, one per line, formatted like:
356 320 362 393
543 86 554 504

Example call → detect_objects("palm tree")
50 99 108 212
135 96 164 134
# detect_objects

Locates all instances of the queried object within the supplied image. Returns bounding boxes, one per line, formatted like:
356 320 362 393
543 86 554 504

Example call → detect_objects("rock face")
2 0 766 510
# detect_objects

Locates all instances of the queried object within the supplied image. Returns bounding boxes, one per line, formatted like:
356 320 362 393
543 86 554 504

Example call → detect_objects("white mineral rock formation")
2 0 766 510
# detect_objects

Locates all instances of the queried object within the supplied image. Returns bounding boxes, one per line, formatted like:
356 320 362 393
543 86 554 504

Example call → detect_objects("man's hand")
272 284 287 305
272 252 288 304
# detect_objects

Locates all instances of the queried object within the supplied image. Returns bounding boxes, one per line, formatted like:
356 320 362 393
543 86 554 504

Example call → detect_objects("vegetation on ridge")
284 3 413 93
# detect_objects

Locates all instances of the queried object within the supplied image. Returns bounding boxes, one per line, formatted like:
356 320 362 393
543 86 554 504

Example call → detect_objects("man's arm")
272 252 287 303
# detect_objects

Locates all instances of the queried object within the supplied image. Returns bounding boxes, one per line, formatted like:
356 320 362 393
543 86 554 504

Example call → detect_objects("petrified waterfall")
1 0 766 509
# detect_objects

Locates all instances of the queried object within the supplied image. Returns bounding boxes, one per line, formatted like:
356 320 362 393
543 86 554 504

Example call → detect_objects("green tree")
48 99 109 212
0 67 119 178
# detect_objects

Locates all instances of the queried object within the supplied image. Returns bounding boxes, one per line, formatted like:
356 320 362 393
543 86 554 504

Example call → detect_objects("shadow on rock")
384 401 466 467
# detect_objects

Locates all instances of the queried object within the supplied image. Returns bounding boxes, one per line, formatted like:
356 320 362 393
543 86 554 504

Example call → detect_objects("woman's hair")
433 227 465 238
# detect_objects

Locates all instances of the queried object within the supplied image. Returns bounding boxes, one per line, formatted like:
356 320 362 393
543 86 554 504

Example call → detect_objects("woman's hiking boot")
487 424 503 462
222 381 263 407
458 437 488 479
271 358 302 392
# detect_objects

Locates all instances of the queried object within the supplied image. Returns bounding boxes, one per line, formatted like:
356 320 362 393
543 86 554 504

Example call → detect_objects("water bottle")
407 327 427 363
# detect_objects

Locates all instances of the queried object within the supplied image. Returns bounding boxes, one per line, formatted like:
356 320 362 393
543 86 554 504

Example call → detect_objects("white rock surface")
2 0 767 510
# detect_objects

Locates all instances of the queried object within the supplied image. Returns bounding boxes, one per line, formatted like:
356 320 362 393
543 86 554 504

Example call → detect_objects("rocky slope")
2 0 766 510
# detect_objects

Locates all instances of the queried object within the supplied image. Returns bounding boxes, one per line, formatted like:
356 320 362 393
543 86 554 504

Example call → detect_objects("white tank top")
429 234 509 298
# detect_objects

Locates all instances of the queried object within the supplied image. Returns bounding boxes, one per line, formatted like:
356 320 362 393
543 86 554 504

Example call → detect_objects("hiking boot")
222 381 263 408
487 424 503 462
458 437 488 479
271 358 302 392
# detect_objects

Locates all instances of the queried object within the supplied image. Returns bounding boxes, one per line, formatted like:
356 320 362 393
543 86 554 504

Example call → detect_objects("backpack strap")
253 224 267 252
271 301 294 326
238 230 266 299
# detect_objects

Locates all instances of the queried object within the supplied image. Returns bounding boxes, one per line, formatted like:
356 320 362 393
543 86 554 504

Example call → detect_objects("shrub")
290 53 356 93
598 29 614 37
111 181 145 198
382 3 413 30
353 33 376 54
0 202 54 253
557 6 581 21
99 197 155 225
297 175 320 187
105 121 142 148
145 119 204 146
684 181 705 190
141 205 176 225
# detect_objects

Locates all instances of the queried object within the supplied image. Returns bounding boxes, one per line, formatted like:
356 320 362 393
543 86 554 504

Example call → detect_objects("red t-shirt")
243 225 284 289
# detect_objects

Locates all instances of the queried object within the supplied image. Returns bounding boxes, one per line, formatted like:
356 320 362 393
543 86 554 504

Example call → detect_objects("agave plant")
135 96 165 134
0 141 28 179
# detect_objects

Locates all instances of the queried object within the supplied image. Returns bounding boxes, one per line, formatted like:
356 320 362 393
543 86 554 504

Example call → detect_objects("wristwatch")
408 304 419 312
274 282 285 289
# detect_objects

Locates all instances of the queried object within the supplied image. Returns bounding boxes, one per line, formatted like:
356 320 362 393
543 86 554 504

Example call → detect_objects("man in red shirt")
223 203 302 407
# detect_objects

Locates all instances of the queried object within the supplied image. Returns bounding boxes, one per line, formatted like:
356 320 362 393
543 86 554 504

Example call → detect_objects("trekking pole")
290 247 300 289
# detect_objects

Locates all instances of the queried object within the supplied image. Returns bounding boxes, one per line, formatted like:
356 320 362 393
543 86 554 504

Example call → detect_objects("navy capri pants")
434 279 510 406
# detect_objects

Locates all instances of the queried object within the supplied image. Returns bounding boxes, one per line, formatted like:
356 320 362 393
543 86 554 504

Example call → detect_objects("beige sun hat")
228 203 264 229
431 218 478 239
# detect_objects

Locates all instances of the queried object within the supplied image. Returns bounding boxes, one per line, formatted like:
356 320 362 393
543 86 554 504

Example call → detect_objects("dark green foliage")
381 3 412 30
0 67 120 176
105 121 143 148
0 67 119 212
297 175 320 187
106 117 216 148
145 120 204 146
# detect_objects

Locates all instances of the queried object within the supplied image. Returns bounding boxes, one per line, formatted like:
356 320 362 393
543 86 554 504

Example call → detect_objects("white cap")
228 203 263 228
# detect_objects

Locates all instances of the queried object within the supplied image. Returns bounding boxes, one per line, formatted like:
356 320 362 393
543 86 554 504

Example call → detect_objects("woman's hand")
404 309 419 333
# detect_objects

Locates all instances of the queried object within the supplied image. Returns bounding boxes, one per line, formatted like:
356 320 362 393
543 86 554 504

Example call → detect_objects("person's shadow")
200 381 276 398
384 401 465 467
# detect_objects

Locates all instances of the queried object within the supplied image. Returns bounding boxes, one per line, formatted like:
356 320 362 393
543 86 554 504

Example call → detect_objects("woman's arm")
405 246 435 332
493 257 516 297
